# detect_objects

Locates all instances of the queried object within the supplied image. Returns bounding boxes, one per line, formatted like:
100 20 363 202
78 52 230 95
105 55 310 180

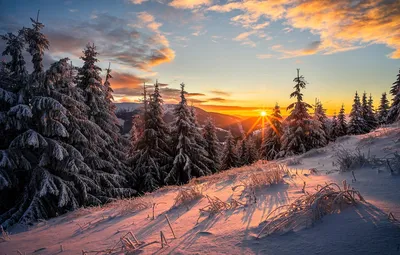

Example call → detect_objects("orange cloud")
208 0 400 58
169 0 212 9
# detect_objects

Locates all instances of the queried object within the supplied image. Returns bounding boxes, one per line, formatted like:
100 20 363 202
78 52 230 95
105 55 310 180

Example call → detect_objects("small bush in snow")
334 147 370 172
301 148 327 158
173 185 204 207
105 197 152 216
257 181 365 237
285 157 303 166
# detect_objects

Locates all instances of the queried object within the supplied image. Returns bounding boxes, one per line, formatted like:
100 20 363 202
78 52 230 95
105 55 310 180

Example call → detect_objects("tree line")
0 17 399 228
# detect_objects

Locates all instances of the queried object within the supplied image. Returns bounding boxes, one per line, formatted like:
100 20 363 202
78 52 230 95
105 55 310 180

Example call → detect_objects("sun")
260 111 267 117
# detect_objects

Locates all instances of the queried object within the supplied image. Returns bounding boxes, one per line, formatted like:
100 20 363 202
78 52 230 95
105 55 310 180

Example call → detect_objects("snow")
1 125 400 254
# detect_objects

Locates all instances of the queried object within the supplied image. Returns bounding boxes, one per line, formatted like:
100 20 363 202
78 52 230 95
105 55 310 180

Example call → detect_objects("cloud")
69 9 78 13
111 71 148 89
191 25 207 36
270 43 320 59
129 0 149 4
208 97 227 102
169 0 212 9
208 0 400 59
209 90 231 96
39 13 175 71
256 54 273 59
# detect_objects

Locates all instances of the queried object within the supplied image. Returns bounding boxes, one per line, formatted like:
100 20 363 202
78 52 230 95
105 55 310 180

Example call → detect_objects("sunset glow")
0 0 399 117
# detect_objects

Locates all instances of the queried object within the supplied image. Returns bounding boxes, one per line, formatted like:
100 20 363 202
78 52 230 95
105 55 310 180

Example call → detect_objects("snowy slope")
1 125 400 255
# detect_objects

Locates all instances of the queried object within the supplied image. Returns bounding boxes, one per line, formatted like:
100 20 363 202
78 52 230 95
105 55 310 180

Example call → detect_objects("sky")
0 0 399 117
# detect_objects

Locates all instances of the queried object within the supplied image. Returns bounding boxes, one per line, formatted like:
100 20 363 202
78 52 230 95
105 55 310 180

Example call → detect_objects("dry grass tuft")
257 181 365 238
105 196 153 216
197 195 246 221
173 185 204 207
232 165 287 204
334 147 370 172
0 225 10 242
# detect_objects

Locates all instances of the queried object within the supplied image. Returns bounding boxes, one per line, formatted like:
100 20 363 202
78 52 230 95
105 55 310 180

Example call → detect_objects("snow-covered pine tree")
203 117 221 173
47 58 134 200
361 92 376 132
221 131 239 170
77 43 130 177
366 94 377 130
330 112 338 140
348 91 368 135
337 104 347 137
387 68 400 123
260 103 283 160
165 83 212 184
23 12 49 78
245 134 258 164
237 137 248 167
310 100 328 146
103 63 115 113
280 69 314 156
0 30 29 149
377 92 390 124
129 116 139 157
130 82 172 192
0 18 99 228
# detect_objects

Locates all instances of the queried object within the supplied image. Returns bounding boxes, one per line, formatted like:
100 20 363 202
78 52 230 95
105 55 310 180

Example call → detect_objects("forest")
1 16 400 229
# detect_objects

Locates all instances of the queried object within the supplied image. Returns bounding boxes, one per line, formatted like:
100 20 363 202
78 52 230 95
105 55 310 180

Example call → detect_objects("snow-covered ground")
1 126 400 255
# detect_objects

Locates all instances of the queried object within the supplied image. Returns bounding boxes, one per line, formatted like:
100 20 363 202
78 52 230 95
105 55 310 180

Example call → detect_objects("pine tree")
330 112 338 140
366 94 377 130
203 118 221 173
260 103 283 160
221 131 239 170
361 92 376 132
165 83 211 185
377 92 390 124
310 100 328 147
104 63 115 113
130 82 172 192
129 116 139 156
1 19 134 228
23 12 49 77
280 69 314 156
387 68 400 123
237 137 248 166
348 91 368 135
245 135 258 164
77 43 130 178
337 104 347 137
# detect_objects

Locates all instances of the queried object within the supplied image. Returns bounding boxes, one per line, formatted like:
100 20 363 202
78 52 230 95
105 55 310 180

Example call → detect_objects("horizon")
1 0 399 117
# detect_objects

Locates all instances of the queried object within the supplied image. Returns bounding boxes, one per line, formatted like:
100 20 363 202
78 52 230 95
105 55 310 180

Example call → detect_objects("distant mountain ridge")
115 103 261 140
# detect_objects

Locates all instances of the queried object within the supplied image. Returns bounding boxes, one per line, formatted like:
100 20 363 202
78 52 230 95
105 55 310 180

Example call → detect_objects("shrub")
257 181 365 237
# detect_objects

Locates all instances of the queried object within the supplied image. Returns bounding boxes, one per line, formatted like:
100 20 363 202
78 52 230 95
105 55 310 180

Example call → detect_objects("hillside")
1 125 400 254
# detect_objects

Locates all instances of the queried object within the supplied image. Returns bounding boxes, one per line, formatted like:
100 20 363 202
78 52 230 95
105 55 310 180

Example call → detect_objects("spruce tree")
260 103 283 160
203 117 221 173
377 92 390 124
348 91 368 135
221 131 239 170
366 94 377 130
387 68 400 123
337 104 347 137
130 82 172 192
77 44 130 177
311 100 328 147
280 69 314 156
165 83 211 185
1 18 135 228
245 135 258 164
330 112 338 140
